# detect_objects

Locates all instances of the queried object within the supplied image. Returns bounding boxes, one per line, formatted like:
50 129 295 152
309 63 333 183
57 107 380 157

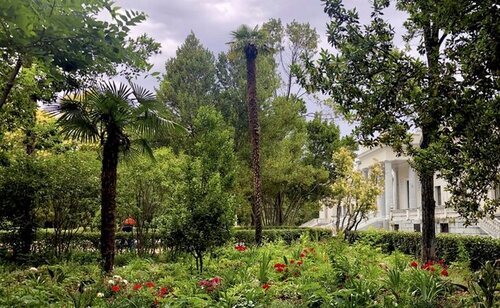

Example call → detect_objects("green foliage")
258 251 272 283
0 0 160 97
329 148 383 233
260 97 329 226
157 32 217 134
117 148 183 254
157 107 235 272
468 261 500 308
295 0 500 225
348 230 500 270
0 156 46 255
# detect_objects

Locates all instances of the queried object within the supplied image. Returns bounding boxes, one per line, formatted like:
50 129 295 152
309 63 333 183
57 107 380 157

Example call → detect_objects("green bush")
348 230 500 270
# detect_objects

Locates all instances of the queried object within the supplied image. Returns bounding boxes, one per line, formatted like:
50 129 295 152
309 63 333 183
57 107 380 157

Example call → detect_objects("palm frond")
120 138 156 164
130 82 156 104
132 109 186 138
51 94 100 143
227 24 271 54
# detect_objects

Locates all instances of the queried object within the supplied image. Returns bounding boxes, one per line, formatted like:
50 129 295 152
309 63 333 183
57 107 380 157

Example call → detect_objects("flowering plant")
409 259 449 277
199 276 222 293
235 243 247 252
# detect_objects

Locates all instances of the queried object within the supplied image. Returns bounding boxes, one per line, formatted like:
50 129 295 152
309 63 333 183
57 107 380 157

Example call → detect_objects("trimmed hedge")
0 228 332 255
2 228 498 270
347 230 500 270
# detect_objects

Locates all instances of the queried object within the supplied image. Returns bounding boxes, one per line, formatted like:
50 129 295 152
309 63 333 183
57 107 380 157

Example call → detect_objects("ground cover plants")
1 235 497 307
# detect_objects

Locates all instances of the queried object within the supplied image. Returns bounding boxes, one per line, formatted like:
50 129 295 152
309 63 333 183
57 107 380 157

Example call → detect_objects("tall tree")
260 98 329 225
229 25 268 244
262 19 319 99
53 82 179 272
159 106 236 273
295 0 499 261
157 32 217 132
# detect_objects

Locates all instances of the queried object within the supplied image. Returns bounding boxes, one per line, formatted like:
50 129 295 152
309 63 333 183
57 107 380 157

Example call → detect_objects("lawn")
1 235 491 307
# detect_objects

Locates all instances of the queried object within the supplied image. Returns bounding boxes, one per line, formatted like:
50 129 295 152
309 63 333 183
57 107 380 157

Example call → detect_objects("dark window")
435 186 442 206
414 224 421 232
394 224 399 231
440 223 449 233
406 180 410 208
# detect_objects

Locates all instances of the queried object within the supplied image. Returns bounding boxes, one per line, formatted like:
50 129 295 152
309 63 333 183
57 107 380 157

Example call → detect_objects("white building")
302 133 500 238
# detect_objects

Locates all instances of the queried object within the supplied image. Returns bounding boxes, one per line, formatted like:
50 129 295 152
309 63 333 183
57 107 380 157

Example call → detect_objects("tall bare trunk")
0 56 22 110
420 128 436 261
245 45 263 245
419 20 441 262
101 129 119 273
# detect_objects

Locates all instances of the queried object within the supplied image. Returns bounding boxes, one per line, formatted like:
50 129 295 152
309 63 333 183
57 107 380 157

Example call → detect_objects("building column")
409 166 417 209
383 161 393 219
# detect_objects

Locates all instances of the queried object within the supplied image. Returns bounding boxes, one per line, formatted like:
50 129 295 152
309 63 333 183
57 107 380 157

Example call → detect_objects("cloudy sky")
114 0 408 135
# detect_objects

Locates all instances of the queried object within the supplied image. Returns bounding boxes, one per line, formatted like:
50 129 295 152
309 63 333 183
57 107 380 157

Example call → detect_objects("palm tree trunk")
101 130 120 273
246 48 263 245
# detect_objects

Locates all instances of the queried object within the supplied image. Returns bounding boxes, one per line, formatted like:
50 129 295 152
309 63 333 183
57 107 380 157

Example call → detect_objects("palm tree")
53 82 180 272
229 25 268 245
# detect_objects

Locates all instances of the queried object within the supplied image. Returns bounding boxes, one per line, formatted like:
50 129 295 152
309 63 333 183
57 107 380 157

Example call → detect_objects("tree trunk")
0 56 22 110
420 20 441 262
276 192 283 225
420 128 436 262
100 129 120 273
335 200 342 233
246 46 263 245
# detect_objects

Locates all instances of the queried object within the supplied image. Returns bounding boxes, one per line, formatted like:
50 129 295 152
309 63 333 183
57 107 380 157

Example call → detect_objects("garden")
1 0 499 307
0 229 499 307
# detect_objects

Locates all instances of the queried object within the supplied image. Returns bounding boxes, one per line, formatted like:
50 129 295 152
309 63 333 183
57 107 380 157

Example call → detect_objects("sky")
114 0 408 135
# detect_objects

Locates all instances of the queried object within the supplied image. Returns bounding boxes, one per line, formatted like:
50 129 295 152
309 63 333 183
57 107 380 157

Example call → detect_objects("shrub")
348 230 500 270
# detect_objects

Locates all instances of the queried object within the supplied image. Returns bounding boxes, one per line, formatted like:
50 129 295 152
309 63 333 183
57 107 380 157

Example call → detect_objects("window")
406 180 410 208
440 223 449 233
414 224 421 232
435 186 442 206
393 224 400 231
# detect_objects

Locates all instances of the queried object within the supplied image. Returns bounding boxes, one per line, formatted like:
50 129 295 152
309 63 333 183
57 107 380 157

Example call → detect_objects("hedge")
1 228 498 270
0 228 332 255
347 230 500 270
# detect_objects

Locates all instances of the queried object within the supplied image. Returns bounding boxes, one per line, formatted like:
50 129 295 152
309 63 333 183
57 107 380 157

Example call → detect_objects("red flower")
144 281 155 288
438 259 445 265
297 260 303 266
274 263 286 272
199 277 221 292
111 285 120 293
441 269 449 277
290 259 295 264
262 283 271 290
429 266 436 272
235 244 247 252
210 277 222 285
421 260 434 270
300 253 306 258
158 287 169 297
410 261 418 268
133 283 142 291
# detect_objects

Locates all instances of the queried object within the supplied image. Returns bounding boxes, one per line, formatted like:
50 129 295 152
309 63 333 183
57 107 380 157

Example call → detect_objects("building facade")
302 133 500 238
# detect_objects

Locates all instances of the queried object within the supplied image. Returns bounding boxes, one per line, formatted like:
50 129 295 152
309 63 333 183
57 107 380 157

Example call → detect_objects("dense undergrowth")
1 235 497 307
